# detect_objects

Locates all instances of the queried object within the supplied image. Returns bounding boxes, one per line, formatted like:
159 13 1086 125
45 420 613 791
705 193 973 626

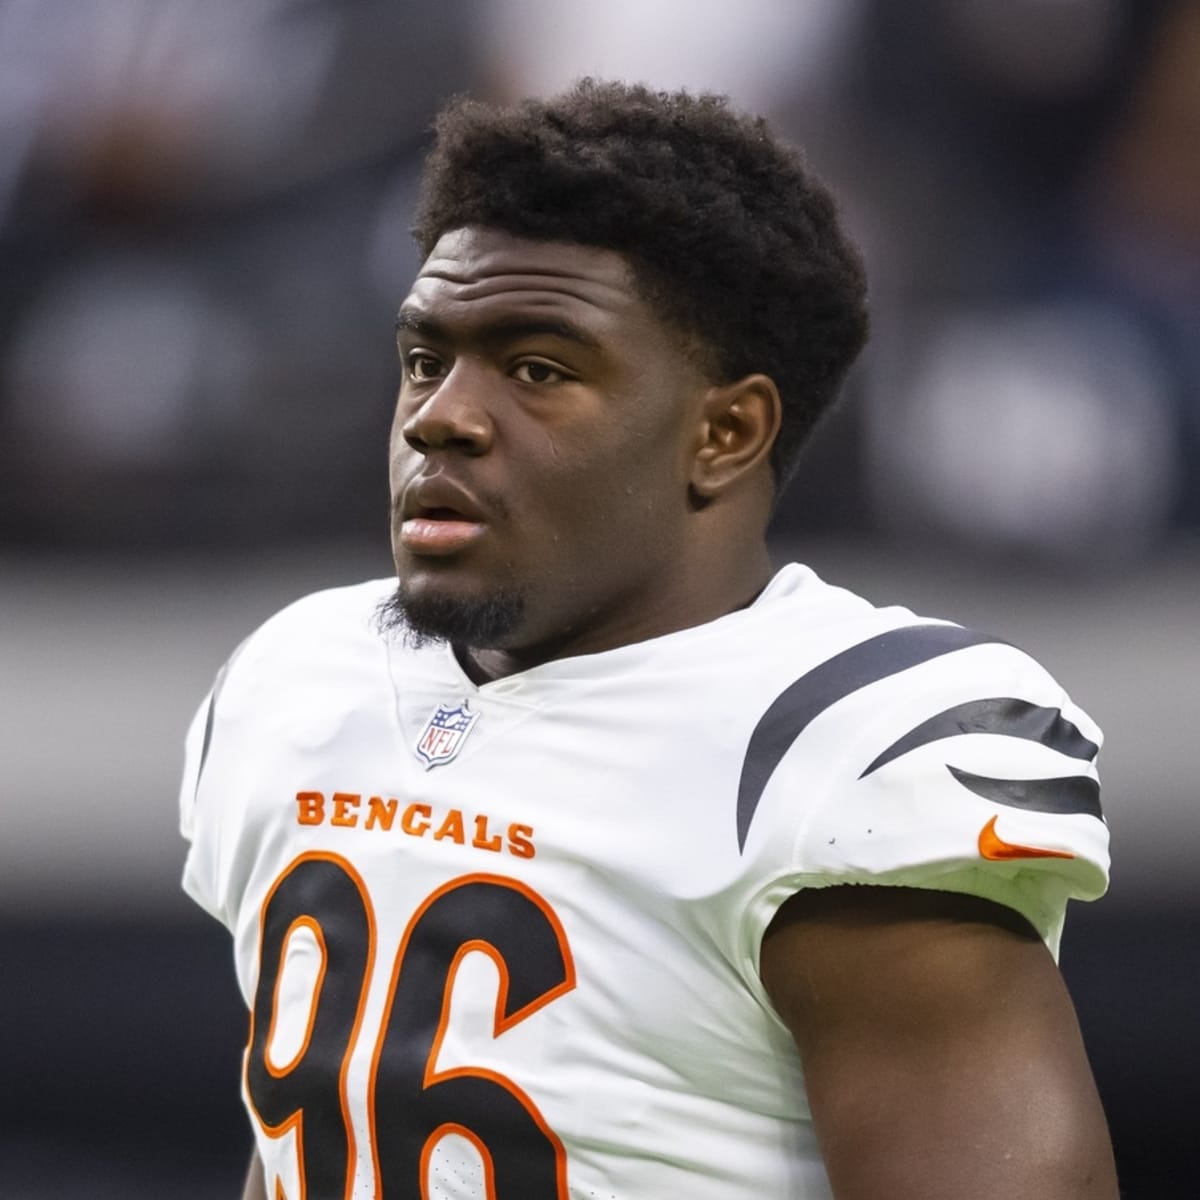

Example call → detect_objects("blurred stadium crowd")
1 0 1197 562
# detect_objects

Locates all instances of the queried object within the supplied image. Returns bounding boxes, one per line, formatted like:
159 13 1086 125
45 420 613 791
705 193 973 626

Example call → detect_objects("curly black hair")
412 79 869 489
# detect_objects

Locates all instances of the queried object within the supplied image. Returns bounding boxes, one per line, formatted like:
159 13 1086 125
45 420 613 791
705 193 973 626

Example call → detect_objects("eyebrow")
394 309 603 352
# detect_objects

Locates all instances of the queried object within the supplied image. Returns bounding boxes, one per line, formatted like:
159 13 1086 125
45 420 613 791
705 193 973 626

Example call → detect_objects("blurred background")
0 0 1196 1195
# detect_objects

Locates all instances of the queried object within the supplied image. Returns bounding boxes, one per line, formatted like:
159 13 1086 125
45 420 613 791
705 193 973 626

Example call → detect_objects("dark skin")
241 227 1117 1198
762 889 1117 1199
386 226 777 678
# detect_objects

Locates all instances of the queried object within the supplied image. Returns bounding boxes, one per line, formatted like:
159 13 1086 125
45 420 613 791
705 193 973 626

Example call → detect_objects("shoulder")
179 577 395 836
187 577 399 750
746 563 1103 810
748 563 1088 722
220 577 395 686
737 565 1108 936
240 577 395 655
738 565 1049 736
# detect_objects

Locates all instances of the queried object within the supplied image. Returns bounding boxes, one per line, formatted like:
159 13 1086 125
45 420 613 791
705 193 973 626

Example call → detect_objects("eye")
406 352 444 382
512 360 564 385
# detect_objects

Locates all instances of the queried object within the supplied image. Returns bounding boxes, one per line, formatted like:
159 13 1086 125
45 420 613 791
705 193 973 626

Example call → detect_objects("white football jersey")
179 563 1109 1200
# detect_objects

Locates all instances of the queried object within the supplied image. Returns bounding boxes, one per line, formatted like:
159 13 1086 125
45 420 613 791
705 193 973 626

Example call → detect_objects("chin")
376 579 525 650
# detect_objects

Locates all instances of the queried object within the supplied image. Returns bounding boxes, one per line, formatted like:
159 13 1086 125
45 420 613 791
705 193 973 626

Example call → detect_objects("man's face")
387 226 714 668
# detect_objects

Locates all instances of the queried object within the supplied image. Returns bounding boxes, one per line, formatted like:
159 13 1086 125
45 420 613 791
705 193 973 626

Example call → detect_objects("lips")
399 475 488 557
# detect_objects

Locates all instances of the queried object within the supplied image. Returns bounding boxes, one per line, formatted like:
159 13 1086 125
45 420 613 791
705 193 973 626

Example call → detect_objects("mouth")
398 480 489 558
399 514 486 557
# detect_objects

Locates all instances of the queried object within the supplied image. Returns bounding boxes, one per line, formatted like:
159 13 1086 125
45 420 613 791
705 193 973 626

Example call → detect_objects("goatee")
375 584 525 651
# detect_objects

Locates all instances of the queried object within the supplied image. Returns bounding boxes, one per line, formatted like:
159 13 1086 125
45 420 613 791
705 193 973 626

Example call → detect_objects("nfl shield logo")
415 699 480 769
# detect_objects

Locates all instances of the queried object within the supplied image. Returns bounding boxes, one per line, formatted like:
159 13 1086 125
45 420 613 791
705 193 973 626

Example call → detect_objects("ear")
689 373 781 500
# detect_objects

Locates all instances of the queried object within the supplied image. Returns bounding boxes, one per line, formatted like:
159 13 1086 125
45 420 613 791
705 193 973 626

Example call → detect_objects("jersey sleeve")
742 633 1109 956
178 648 243 925
174 579 392 930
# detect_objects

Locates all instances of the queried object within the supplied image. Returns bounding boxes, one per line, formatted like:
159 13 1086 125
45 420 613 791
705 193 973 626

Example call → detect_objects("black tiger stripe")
859 698 1098 779
736 624 1003 852
949 766 1102 818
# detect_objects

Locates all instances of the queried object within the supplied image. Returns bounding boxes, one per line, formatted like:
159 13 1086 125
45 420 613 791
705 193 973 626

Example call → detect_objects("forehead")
400 227 647 334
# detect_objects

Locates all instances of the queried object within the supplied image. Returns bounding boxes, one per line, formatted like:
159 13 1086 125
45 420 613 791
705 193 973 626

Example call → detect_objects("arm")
760 885 1118 1199
242 1147 267 1200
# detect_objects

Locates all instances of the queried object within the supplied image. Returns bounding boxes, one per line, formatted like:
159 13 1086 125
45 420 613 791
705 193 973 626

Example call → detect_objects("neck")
457 542 775 684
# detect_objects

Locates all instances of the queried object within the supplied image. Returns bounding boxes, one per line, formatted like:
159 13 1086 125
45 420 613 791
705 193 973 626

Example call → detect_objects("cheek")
557 456 679 550
511 394 695 554
387 417 417 496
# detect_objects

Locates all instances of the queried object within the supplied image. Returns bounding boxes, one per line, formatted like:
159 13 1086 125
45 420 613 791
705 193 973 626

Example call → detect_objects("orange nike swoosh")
978 815 1075 861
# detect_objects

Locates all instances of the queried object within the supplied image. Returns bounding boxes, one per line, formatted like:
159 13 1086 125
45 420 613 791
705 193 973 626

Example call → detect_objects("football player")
181 80 1118 1199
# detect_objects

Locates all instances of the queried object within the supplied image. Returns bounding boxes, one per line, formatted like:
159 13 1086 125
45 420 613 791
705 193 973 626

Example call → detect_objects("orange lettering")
401 803 432 837
365 796 399 831
296 792 325 825
471 814 503 853
297 792 536 860
331 792 361 828
507 824 536 859
433 809 466 844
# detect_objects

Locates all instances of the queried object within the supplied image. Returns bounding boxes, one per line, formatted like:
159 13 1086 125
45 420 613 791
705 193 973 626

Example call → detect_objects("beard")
375 581 526 651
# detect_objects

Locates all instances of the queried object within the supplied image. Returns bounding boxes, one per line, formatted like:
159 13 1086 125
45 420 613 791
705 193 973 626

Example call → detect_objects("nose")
400 362 493 456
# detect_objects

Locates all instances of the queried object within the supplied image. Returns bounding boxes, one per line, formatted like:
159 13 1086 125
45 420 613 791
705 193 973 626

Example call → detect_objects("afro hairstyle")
411 79 869 490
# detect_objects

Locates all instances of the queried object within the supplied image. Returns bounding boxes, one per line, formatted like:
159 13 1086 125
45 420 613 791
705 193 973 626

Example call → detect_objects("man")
180 80 1118 1198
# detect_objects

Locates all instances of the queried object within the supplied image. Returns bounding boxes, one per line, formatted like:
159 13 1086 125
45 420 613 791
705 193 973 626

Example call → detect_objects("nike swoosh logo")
978 815 1076 861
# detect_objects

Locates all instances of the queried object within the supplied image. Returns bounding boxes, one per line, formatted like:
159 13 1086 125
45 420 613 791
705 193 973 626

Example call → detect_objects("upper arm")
760 885 1118 1200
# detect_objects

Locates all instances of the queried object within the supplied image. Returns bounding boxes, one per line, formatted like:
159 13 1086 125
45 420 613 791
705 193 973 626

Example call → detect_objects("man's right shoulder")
253 576 394 640
222 576 395 684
